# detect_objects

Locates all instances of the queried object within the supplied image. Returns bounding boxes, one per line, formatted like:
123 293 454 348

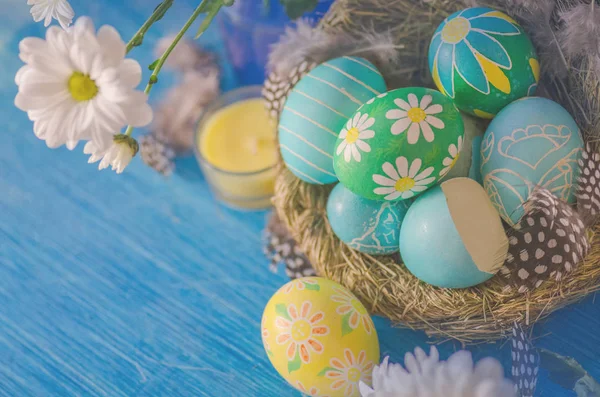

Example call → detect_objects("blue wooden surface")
0 0 598 395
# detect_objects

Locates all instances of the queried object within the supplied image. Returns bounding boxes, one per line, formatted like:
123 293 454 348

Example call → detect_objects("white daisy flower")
28 0 75 30
439 136 464 177
359 347 515 397
373 157 435 200
337 112 376 163
15 17 152 151
385 93 445 144
84 135 138 174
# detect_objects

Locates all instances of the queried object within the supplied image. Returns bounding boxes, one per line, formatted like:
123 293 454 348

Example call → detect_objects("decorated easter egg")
480 97 584 225
440 112 488 182
399 178 508 288
327 183 410 254
333 87 464 201
262 277 379 397
429 7 539 118
279 56 387 184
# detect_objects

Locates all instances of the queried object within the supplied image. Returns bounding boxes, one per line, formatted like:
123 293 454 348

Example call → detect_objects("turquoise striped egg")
279 56 387 184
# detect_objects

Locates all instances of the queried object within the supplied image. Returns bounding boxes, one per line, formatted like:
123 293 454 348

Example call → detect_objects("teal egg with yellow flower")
428 7 539 119
333 87 465 201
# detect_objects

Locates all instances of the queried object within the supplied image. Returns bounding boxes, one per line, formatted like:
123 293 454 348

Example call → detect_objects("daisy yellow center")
450 153 460 169
68 72 98 102
291 320 311 341
350 298 367 315
407 107 426 123
442 17 470 44
347 368 361 383
395 177 415 192
346 127 360 144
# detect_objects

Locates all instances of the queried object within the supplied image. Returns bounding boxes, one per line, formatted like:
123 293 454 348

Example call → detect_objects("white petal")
420 94 432 109
407 93 419 108
442 157 453 166
339 128 348 139
344 146 352 162
357 112 369 128
420 121 435 142
408 158 422 178
352 145 361 162
425 115 445 129
385 191 402 200
400 190 415 199
410 185 429 193
359 116 375 131
391 118 411 135
356 140 371 152
414 166 434 181
373 174 397 187
336 140 348 155
98 25 126 68
394 98 412 111
345 118 353 130
425 104 443 114
374 187 396 195
449 144 458 156
415 176 436 186
383 162 400 180
395 157 409 178
123 101 153 127
385 109 406 120
407 123 420 144
118 59 142 87
359 130 375 139
352 112 362 127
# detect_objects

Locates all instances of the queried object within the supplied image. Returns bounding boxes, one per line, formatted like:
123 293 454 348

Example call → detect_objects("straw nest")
272 0 600 343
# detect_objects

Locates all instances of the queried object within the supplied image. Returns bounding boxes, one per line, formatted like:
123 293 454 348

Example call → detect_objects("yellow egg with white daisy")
262 277 380 397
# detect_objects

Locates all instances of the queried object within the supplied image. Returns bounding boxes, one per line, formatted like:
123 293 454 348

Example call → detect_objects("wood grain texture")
0 0 597 395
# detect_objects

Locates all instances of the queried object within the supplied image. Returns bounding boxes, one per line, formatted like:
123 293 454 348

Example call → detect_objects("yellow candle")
197 93 278 209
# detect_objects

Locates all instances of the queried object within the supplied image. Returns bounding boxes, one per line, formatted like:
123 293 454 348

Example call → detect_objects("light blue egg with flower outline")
327 183 409 254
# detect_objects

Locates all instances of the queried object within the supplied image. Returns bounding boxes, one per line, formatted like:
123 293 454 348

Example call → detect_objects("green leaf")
288 351 302 374
341 312 353 337
195 0 223 40
275 304 292 321
279 0 319 20
317 366 337 377
148 59 160 71
304 282 320 291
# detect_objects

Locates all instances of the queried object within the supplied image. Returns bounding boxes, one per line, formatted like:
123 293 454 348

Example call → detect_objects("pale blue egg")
480 97 584 225
279 56 386 184
327 183 409 254
399 181 504 289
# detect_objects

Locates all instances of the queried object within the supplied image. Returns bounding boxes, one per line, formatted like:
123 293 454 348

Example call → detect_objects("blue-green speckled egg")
481 97 583 225
327 183 409 254
279 56 386 184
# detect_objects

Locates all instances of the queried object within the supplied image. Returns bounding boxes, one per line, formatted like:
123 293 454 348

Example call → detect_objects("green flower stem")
125 0 175 54
125 0 231 137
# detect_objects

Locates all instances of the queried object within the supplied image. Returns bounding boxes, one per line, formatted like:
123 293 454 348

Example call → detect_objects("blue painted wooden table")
0 0 598 395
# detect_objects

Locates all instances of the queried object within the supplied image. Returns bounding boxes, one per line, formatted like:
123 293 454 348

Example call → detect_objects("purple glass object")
218 0 334 86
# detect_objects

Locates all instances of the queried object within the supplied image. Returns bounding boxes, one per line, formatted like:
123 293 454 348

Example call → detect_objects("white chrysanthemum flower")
84 135 138 174
15 17 152 151
373 157 435 200
385 93 444 144
359 347 515 397
28 0 75 29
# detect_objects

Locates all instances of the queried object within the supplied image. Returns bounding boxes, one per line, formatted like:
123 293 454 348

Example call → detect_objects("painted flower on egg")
385 93 445 144
373 157 435 200
429 7 539 117
321 349 374 396
275 301 329 367
336 112 376 163
331 286 375 335
430 8 519 97
440 136 464 177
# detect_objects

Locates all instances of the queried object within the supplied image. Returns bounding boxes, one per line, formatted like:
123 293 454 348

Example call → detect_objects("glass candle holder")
194 86 277 210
